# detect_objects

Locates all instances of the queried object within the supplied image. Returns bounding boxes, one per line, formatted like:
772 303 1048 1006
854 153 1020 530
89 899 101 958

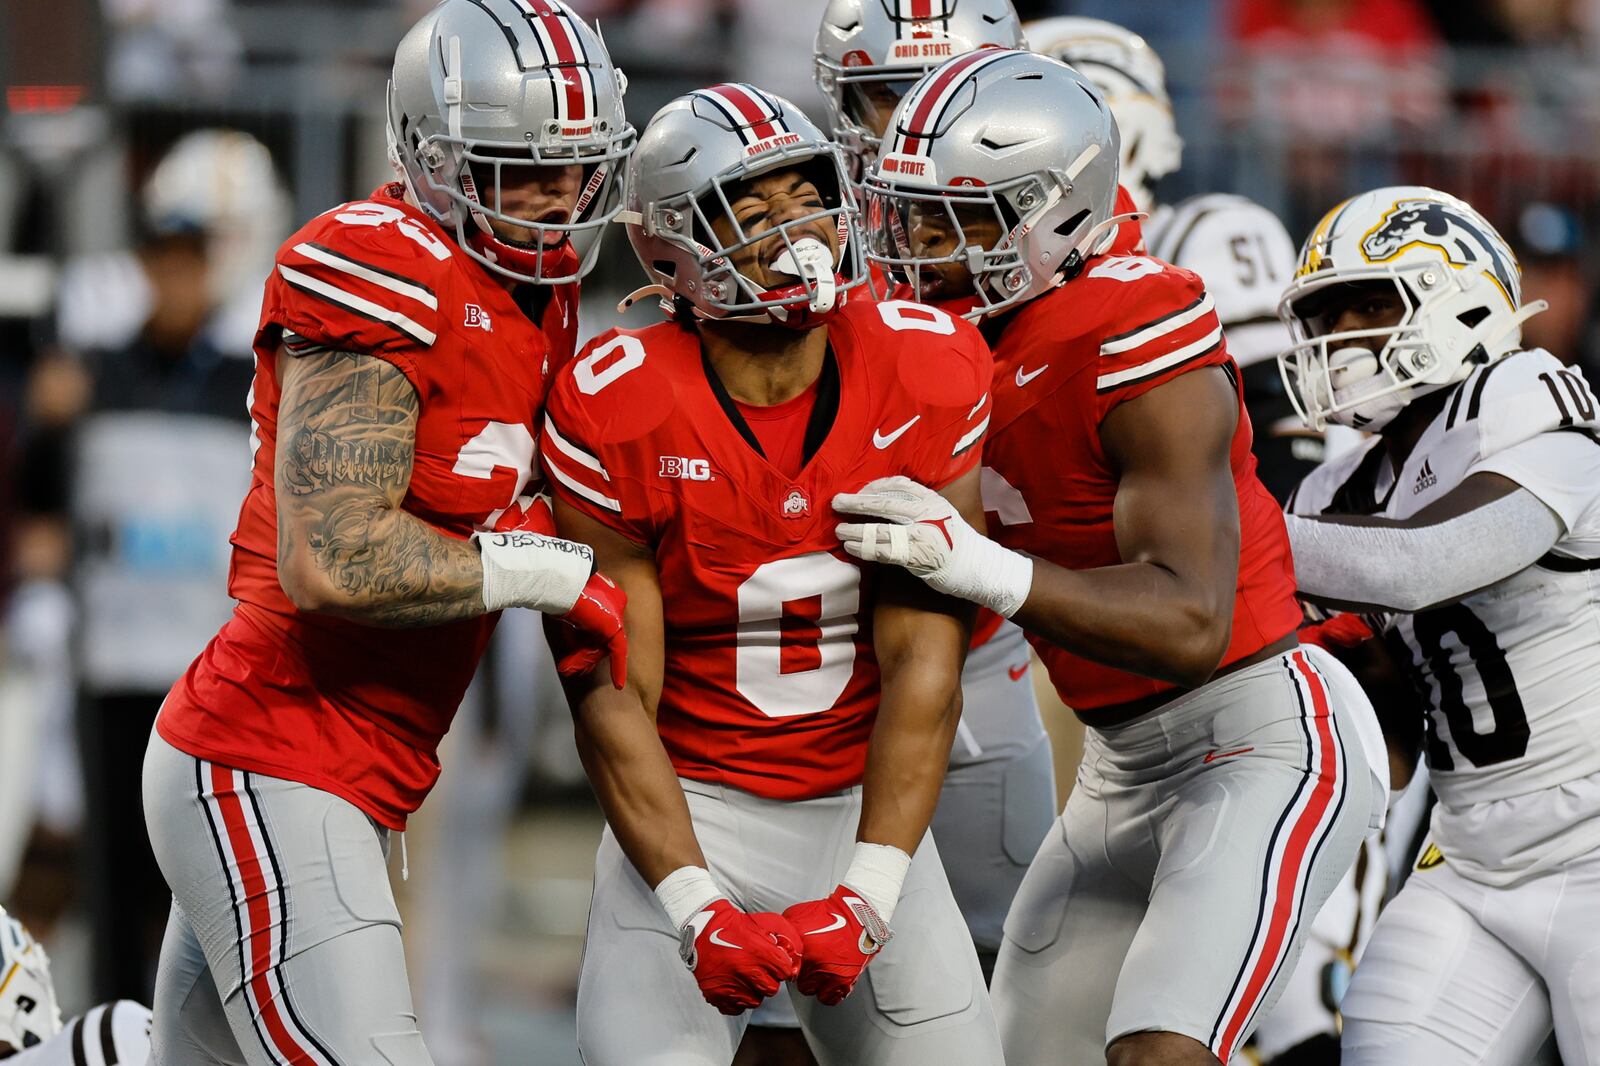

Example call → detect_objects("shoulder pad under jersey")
848 298 992 415
1069 256 1224 397
264 197 458 356
1440 348 1600 458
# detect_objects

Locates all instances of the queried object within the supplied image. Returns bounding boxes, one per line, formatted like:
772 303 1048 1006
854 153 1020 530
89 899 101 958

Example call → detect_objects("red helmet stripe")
897 48 1004 155
514 0 589 122
705 83 780 142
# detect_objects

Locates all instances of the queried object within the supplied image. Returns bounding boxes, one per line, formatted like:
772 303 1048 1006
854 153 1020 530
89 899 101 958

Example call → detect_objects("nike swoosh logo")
1015 364 1048 387
872 416 920 449
1202 746 1255 764
708 928 743 949
803 914 847 936
1007 662 1028 682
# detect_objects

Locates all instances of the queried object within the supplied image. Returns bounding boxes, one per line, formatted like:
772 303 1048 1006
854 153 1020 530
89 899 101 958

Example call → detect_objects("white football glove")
833 476 1033 618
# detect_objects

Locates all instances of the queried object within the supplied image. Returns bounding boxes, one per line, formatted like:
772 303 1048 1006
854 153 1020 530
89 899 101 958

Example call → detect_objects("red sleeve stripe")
952 412 989 456
1099 292 1213 355
1095 326 1224 393
276 264 437 347
542 414 612 480
292 242 437 310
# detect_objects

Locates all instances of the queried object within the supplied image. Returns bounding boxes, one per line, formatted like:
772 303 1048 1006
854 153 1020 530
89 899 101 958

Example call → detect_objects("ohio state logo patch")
781 487 811 519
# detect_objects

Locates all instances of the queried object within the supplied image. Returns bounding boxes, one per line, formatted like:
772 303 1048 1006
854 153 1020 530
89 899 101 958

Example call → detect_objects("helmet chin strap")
1472 298 1548 359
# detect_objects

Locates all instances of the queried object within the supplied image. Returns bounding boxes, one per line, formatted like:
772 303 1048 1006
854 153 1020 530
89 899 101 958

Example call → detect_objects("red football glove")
679 898 803 1015
552 573 628 690
782 885 893 1006
1299 613 1376 651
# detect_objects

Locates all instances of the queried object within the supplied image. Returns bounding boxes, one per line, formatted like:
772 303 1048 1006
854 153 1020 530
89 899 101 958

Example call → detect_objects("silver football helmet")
1278 186 1546 432
814 0 1026 170
386 0 635 284
863 49 1121 319
0 907 61 1054
620 83 867 328
1024 17 1181 214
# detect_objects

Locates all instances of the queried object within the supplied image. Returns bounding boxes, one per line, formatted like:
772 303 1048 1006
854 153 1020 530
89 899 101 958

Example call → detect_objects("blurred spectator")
100 0 242 102
1513 201 1600 373
10 130 285 1003
1226 0 1447 141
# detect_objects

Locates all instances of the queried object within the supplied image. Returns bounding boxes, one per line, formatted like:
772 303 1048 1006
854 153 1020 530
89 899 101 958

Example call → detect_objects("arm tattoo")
275 349 486 628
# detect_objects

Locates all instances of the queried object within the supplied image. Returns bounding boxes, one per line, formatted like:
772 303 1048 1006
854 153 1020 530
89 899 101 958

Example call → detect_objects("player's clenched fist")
678 899 803 1015
554 573 629 690
782 885 893 1006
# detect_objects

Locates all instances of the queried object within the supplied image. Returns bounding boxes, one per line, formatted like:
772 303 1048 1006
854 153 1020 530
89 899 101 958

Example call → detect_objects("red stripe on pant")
1215 651 1342 1061
212 765 320 1065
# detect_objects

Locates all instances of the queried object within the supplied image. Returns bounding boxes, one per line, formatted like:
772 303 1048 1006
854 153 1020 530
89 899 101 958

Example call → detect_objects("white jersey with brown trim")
1289 350 1600 871
11 1002 150 1066
1147 193 1296 370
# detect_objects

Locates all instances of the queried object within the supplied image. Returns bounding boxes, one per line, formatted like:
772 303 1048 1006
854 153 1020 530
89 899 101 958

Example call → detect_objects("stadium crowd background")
0 0 1596 1061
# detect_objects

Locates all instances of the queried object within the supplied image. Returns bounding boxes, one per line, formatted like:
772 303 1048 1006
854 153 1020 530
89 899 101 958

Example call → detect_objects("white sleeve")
1285 489 1564 612
1468 430 1600 554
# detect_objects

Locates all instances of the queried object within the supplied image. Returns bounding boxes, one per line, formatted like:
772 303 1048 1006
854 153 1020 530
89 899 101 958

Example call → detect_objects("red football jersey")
158 185 577 829
543 299 992 800
981 252 1300 711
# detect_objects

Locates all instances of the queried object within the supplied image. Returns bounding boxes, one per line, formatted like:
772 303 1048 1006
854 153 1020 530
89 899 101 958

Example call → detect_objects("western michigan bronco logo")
1360 198 1519 304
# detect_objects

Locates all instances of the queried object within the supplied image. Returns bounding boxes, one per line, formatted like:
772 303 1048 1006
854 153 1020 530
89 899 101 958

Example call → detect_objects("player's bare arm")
1287 471 1564 614
838 367 1246 690
552 499 706 886
1015 366 1244 687
856 466 982 856
275 346 487 627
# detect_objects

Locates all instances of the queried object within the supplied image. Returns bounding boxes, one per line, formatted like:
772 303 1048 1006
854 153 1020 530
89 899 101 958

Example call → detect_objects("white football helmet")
1278 186 1545 432
814 0 1026 170
1023 16 1181 214
0 907 61 1054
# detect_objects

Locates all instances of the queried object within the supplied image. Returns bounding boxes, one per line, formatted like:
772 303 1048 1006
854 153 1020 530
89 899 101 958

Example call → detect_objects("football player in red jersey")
141 3 632 1062
842 51 1390 1066
542 84 1004 1065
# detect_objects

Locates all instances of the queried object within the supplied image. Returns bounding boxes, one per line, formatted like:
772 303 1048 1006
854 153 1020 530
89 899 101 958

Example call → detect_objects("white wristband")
473 530 593 614
842 842 912 925
654 865 723 930
971 540 1035 619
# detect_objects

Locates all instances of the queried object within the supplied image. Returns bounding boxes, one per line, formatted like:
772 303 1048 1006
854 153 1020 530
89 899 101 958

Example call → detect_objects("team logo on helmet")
1360 198 1518 304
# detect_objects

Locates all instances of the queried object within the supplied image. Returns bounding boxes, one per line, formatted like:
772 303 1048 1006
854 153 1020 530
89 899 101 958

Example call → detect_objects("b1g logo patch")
659 456 714 482
464 304 493 332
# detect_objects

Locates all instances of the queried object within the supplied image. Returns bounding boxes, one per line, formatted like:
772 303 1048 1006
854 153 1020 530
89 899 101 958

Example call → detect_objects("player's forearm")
857 657 964 855
1285 490 1561 613
1013 557 1233 688
570 687 706 887
279 498 489 627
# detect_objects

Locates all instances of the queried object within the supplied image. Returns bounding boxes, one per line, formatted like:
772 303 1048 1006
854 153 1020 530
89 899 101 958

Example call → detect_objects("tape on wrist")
654 865 723 931
842 841 912 925
979 541 1034 619
474 530 594 614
